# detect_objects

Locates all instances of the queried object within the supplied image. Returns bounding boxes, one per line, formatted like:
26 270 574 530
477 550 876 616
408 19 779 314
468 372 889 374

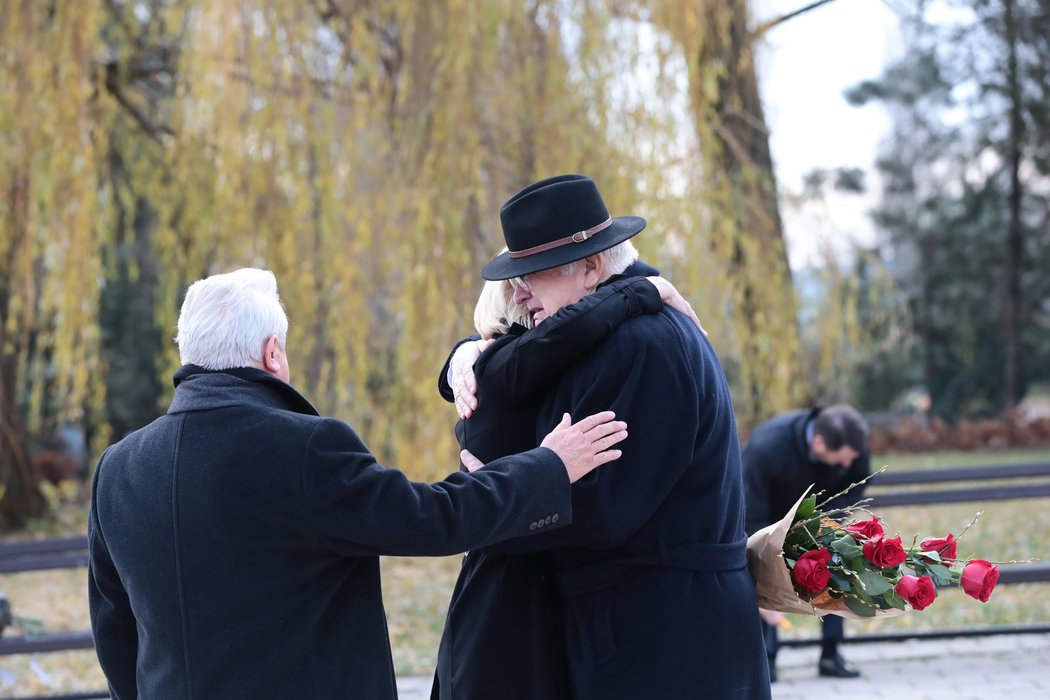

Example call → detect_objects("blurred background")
1 0 1049 526
0 0 1048 693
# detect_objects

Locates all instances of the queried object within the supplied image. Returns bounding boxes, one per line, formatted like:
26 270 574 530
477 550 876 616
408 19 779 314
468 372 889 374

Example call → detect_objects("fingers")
460 449 485 473
454 392 475 419
582 417 628 442
451 341 483 418
570 410 617 433
590 427 629 453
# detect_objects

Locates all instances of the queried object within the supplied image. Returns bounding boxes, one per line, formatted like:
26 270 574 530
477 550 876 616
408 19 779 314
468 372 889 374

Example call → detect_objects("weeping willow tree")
3 0 813 526
641 0 806 423
0 1 106 528
158 0 646 478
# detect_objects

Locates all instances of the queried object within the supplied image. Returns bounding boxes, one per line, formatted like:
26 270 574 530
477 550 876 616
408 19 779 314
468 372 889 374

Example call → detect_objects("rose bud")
896 574 937 611
846 517 885 541
961 559 1000 602
863 535 907 568
793 548 832 594
920 533 957 561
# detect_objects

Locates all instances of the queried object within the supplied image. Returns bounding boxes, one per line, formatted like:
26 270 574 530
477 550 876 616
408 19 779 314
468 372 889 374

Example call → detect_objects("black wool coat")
741 408 872 536
88 366 571 700
481 262 771 700
432 277 664 700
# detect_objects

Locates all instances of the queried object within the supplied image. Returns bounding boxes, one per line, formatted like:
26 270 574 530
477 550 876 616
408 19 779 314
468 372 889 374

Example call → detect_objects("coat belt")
554 537 748 598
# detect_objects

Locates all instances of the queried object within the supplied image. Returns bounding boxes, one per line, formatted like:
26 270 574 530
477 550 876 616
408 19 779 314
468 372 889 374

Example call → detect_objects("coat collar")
168 365 320 417
793 406 827 466
598 259 661 288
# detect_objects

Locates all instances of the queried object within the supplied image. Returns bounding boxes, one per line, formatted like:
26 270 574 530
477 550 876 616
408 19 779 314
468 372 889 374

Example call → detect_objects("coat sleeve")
474 277 664 407
87 451 139 700
741 443 778 536
437 278 663 405
301 418 573 556
484 313 702 553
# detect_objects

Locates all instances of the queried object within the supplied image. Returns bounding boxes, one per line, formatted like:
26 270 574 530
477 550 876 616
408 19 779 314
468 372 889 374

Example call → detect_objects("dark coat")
88 366 571 700
433 277 664 700
741 409 872 536
483 262 770 700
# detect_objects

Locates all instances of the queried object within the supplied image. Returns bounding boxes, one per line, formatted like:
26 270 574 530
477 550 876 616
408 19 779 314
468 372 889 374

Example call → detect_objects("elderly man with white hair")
87 267 628 700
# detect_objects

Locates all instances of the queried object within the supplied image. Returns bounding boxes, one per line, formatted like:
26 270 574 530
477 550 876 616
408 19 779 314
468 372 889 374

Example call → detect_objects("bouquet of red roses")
746 481 1002 619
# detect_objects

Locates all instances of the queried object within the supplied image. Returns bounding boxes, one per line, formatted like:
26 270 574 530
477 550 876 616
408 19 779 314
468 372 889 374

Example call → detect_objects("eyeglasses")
510 275 532 293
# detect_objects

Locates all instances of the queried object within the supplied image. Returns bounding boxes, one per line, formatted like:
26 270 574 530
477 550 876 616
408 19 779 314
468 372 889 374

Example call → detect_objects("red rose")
896 574 937 611
920 533 957 560
863 535 907 568
961 559 1000 602
846 517 884 541
793 548 832 594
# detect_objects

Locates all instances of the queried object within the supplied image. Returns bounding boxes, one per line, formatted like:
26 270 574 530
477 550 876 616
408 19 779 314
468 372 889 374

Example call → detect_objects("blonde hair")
473 279 532 339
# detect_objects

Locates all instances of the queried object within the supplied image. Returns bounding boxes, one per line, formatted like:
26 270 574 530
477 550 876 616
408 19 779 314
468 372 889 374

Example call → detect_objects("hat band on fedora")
508 218 613 259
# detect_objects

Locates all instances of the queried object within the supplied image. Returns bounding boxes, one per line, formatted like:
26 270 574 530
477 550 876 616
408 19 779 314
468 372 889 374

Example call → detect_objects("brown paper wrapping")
745 486 904 620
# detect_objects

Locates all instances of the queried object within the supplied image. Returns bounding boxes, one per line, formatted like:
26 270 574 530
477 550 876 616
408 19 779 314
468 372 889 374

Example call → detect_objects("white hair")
559 239 639 277
473 279 533 339
176 268 289 369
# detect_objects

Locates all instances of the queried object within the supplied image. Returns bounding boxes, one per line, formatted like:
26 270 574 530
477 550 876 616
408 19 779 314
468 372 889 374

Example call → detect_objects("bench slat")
0 630 95 655
779 622 1050 647
0 552 90 574
867 482 1050 507
0 536 88 558
869 461 1050 486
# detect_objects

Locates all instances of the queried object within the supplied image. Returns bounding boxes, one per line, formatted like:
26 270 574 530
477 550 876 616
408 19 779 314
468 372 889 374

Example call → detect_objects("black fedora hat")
481 174 646 280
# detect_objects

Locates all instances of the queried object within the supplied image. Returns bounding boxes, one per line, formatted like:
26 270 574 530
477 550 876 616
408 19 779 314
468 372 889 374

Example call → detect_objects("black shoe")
818 654 861 678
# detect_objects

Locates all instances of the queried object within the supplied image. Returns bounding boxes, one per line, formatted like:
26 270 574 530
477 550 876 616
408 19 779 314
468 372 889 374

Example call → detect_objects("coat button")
544 515 552 526
552 513 560 523
529 522 537 531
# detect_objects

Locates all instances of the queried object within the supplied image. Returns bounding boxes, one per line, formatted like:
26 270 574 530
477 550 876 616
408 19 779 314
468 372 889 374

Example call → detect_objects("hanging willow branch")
752 0 839 41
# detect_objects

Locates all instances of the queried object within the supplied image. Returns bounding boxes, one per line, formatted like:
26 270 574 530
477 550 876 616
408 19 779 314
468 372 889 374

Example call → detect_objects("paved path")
771 633 1050 700
396 632 1050 700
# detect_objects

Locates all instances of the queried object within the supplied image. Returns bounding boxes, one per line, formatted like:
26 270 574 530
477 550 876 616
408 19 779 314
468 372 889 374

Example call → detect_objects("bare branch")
103 0 145 50
753 0 839 41
102 60 174 143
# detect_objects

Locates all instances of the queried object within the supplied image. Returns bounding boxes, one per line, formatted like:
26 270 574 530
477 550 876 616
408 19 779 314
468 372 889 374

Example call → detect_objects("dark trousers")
761 615 844 666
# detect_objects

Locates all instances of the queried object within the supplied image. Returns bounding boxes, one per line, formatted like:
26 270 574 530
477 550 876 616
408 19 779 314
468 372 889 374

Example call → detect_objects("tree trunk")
1003 0 1024 410
0 175 46 531
919 229 938 418
690 0 804 420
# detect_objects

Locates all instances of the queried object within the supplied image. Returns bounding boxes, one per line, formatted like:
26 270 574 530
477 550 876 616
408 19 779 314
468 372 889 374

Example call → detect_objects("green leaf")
829 570 853 593
845 557 869 575
926 564 954 586
881 589 908 610
830 535 863 559
916 550 943 564
858 569 893 595
845 596 878 617
796 496 817 522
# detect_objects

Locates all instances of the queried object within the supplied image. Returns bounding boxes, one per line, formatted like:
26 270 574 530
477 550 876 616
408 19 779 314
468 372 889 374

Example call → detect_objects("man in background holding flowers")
742 404 871 681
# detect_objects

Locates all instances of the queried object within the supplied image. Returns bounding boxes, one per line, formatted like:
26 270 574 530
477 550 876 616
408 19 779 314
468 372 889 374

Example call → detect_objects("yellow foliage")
4 0 808 486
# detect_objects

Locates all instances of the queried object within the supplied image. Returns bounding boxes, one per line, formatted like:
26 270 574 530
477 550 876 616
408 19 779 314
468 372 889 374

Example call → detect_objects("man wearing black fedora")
441 175 770 699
